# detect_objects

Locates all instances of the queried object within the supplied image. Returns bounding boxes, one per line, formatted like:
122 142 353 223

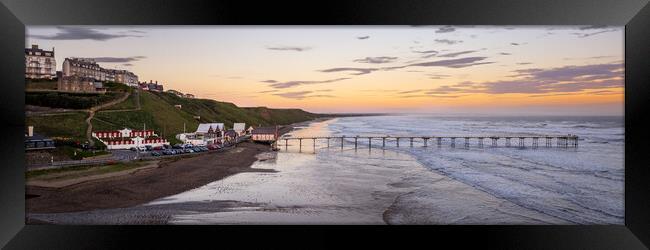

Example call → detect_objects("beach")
27 115 623 225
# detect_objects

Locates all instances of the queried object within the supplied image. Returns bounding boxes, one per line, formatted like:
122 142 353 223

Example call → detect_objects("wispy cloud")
319 56 493 77
437 50 477 58
434 39 462 45
273 90 335 99
266 77 350 89
357 36 370 40
89 56 146 63
408 57 493 68
435 26 456 33
30 27 143 41
266 46 311 52
353 56 398 64
318 68 378 75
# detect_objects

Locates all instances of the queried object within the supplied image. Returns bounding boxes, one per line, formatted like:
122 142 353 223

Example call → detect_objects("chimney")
155 80 158 84
28 126 34 137
150 80 152 84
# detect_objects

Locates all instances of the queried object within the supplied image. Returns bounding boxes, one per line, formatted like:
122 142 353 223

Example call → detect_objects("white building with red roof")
92 128 168 150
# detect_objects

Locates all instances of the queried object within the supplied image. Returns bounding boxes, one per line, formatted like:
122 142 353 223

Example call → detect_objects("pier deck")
273 135 579 152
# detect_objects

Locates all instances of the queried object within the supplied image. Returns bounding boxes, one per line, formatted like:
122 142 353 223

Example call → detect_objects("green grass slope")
92 90 319 143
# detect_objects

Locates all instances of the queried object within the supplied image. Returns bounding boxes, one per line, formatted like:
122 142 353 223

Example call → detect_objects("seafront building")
92 128 168 150
233 123 246 136
25 44 56 79
251 127 278 142
176 123 225 146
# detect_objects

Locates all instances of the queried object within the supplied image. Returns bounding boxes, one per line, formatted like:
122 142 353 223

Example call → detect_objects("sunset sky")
26 26 624 115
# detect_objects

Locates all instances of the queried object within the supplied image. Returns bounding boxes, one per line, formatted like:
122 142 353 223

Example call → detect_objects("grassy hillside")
27 86 319 144
26 112 87 141
89 90 319 143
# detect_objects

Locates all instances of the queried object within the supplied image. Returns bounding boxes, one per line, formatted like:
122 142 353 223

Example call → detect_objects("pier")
275 135 579 152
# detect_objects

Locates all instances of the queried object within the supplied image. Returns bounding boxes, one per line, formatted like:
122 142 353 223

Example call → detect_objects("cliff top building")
62 57 138 85
25 44 56 79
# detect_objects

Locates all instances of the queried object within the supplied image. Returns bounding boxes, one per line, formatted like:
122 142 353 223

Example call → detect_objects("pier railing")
275 135 579 152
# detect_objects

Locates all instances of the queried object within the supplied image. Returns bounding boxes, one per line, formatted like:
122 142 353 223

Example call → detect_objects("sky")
26 26 624 115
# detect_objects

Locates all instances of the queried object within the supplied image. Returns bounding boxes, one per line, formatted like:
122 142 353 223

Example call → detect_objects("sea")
31 115 625 225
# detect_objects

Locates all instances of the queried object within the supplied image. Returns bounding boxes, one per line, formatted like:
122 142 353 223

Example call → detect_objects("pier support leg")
285 139 288 151
519 137 525 148
451 138 456 148
410 138 413 147
424 138 428 147
382 137 386 148
464 138 469 148
533 138 538 149
492 138 498 147
327 138 330 148
478 138 483 148
341 137 344 150
368 138 372 149
354 137 358 150
574 136 579 148
313 138 316 152
397 138 400 147
506 138 511 148
299 138 302 152
437 137 442 147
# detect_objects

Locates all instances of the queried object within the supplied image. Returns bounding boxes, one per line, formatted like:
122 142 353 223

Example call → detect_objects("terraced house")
62 57 138 85
25 44 56 79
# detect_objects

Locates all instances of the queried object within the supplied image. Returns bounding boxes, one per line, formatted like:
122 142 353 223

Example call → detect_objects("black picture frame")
0 0 648 249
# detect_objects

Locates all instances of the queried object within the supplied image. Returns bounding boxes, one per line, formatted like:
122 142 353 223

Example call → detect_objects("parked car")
162 150 172 155
145 145 153 151
153 146 164 150
207 144 220 150
163 144 172 149
172 144 183 149
129 147 137 151
151 151 161 156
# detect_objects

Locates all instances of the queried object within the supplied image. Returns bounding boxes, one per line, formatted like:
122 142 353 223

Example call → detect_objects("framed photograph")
1 0 648 249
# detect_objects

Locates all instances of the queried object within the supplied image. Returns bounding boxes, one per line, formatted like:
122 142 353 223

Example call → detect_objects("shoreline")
26 118 320 216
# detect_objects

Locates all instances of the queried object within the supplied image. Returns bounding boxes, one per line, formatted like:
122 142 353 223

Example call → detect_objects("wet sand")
26 142 275 214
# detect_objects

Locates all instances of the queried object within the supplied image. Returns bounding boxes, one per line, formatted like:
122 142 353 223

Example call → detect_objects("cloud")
319 57 492 78
476 63 623 94
266 77 350 89
571 26 620 38
434 39 462 45
273 90 335 99
89 56 146 63
435 26 455 33
266 46 311 52
437 50 478 58
407 57 493 68
510 43 520 46
428 73 451 79
579 25 609 30
30 26 143 41
122 63 133 66
517 62 533 65
412 49 438 54
512 63 623 82
258 90 279 94
357 36 370 40
499 52 511 55
353 56 398 64
261 80 278 83
318 68 378 75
